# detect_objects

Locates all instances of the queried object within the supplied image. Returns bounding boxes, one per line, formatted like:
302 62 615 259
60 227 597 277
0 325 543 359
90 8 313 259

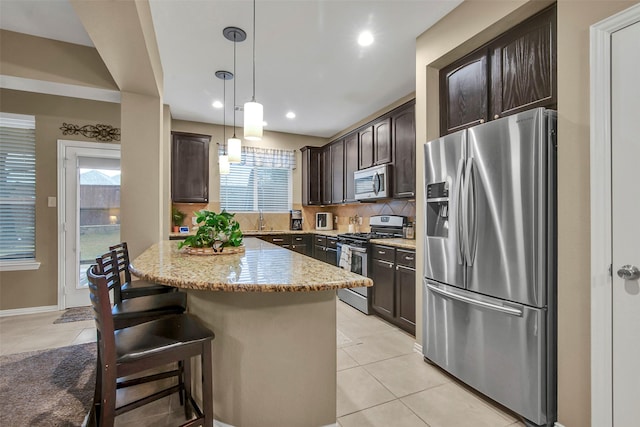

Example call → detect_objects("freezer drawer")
423 280 551 426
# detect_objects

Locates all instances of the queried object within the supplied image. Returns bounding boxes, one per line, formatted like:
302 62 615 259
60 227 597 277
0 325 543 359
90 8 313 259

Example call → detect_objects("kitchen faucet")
258 210 265 230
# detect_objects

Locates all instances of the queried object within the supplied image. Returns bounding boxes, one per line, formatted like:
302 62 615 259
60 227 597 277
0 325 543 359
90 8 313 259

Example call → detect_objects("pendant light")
244 0 263 141
215 70 233 175
224 26 246 163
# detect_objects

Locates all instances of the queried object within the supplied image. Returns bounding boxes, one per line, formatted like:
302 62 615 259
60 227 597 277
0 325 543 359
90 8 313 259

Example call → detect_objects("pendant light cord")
252 0 256 102
223 76 226 153
233 34 237 138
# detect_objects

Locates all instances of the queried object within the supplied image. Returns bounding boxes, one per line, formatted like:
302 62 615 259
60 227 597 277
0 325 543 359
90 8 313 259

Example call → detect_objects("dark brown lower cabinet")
371 258 395 317
371 244 416 336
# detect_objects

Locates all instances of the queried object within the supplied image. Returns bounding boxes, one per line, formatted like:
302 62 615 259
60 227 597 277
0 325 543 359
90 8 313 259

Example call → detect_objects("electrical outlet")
192 216 198 225
358 216 363 225
334 216 338 224
47 196 56 208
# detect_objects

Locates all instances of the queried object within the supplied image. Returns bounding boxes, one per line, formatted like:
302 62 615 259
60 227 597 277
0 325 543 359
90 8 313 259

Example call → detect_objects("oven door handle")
349 246 367 253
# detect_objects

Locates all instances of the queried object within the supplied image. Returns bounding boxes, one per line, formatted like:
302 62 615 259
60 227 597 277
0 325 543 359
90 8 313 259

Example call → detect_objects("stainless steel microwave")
354 164 390 201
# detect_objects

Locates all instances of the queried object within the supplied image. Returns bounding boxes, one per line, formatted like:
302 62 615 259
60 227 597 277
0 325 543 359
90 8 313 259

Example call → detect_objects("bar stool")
96 249 187 330
109 242 176 301
87 264 214 427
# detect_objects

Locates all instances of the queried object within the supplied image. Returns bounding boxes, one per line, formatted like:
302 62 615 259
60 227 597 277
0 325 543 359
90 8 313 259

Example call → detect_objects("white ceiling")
0 0 462 138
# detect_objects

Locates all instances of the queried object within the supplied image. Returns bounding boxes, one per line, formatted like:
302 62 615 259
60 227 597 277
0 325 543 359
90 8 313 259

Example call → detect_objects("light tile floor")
0 300 525 426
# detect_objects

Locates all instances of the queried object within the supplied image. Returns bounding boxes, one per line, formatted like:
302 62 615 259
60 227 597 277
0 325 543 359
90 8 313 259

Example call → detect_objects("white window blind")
220 147 294 212
0 113 36 261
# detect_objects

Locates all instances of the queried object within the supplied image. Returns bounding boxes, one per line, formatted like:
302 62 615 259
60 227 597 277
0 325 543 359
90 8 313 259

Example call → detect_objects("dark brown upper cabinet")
322 145 332 205
373 117 392 165
439 4 556 136
440 48 490 135
343 133 359 203
489 6 556 120
358 126 374 169
392 101 416 198
301 146 323 206
171 131 210 203
359 117 392 169
330 139 345 204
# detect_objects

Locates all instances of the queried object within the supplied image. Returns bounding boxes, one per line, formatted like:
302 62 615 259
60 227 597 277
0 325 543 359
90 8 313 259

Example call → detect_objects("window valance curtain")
219 145 296 169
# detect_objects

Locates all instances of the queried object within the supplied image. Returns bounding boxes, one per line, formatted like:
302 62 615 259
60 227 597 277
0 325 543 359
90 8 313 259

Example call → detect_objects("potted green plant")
178 210 244 254
172 207 186 232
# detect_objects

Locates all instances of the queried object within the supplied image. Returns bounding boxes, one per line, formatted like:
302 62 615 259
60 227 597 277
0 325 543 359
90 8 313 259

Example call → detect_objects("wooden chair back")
95 249 124 304
86 264 117 373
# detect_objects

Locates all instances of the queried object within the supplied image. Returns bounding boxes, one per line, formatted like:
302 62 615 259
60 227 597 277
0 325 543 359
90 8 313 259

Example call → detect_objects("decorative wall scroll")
60 123 121 142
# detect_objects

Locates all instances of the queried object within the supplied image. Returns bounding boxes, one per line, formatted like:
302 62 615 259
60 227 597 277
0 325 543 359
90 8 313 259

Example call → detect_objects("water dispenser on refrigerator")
426 182 449 238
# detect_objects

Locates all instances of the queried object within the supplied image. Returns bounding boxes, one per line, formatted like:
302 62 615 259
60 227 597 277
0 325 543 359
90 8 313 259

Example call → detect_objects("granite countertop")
130 237 372 292
169 229 341 238
369 238 416 250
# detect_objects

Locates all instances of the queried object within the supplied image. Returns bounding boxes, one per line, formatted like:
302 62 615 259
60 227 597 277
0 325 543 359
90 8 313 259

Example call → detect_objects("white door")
611 19 640 426
58 141 121 308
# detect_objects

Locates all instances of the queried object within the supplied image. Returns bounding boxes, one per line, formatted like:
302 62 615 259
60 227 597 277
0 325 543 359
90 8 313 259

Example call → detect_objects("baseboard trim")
0 305 58 317
413 342 423 354
214 421 337 427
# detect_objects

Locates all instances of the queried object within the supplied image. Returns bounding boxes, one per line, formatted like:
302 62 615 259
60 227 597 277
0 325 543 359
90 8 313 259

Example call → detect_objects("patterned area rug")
54 307 94 324
0 343 96 426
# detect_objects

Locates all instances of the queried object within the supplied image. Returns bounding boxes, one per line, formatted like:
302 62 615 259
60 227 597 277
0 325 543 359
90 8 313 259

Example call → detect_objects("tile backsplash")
171 200 415 233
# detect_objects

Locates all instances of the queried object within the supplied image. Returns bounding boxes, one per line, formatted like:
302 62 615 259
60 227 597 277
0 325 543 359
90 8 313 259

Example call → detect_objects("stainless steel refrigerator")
422 108 557 427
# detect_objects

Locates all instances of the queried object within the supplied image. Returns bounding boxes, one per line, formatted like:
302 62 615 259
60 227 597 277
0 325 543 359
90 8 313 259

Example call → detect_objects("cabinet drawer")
371 244 395 262
396 249 416 269
261 235 292 246
326 237 338 249
314 235 327 246
292 235 306 243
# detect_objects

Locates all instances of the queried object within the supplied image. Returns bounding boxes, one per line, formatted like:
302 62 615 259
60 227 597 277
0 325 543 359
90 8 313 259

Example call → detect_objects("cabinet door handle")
273 238 284 242
378 251 386 255
404 256 414 261
479 119 485 124
494 114 500 120
396 264 416 272
378 260 394 268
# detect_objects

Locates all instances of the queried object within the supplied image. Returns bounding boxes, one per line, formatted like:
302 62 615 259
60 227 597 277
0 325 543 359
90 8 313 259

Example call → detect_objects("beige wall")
0 30 117 90
0 89 120 310
415 1 636 425
170 120 327 231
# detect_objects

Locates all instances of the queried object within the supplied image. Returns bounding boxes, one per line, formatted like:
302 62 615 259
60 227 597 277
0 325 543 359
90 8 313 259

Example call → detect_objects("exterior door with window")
59 141 121 308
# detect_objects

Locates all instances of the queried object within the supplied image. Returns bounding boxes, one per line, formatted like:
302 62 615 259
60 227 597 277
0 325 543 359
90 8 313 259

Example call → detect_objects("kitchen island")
130 238 372 427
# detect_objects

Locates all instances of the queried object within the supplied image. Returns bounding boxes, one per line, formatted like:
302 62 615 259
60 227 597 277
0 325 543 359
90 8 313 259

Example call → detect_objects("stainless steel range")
336 215 407 313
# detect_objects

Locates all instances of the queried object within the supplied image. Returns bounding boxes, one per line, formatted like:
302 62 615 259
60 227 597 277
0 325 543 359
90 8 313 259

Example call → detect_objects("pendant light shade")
244 100 263 140
227 137 242 163
244 0 263 140
219 154 230 175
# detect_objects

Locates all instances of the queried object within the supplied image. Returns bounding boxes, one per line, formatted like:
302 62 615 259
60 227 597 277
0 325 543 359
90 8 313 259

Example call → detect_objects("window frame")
0 112 40 271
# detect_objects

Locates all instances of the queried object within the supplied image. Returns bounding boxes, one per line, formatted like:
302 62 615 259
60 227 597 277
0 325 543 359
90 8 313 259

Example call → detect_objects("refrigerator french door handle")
463 158 477 266
425 282 523 317
455 158 465 265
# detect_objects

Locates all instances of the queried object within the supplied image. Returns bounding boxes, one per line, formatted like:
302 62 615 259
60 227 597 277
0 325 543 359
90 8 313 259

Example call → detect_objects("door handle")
617 265 640 280
455 158 465 265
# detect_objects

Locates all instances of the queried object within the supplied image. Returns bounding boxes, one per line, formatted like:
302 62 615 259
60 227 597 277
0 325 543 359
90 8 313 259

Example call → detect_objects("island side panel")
187 289 337 427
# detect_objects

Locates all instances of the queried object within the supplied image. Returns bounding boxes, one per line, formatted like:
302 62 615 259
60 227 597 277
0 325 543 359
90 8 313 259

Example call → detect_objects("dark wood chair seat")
87 264 214 427
111 291 187 330
96 250 186 330
110 242 175 301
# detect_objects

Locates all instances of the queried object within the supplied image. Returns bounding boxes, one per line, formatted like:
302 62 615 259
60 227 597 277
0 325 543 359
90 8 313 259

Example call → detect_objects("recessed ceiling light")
358 31 374 47
212 100 223 108
286 112 296 119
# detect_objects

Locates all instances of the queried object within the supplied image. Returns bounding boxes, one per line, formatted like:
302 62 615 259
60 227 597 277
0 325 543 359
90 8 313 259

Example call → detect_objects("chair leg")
183 357 192 420
178 360 185 406
91 346 102 426
202 342 213 427
99 366 116 427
